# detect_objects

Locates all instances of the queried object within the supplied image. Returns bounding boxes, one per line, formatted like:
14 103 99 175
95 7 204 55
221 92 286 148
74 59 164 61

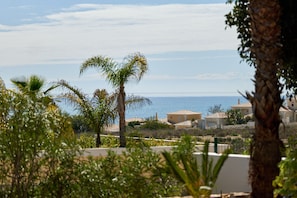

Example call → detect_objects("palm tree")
57 80 117 147
247 1 283 194
11 75 57 107
80 52 149 147
226 1 283 197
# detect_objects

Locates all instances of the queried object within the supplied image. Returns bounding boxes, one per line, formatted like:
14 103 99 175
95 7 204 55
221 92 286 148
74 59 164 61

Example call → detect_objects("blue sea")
58 96 248 119
126 96 247 119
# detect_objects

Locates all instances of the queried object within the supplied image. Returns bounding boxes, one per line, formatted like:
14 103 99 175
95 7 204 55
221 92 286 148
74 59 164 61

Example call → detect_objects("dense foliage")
140 120 174 130
6 72 297 197
274 135 297 197
0 79 77 197
0 79 184 197
226 0 297 93
225 109 246 125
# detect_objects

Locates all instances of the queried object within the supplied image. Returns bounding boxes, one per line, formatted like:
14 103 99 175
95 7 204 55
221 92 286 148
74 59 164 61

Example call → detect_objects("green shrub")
75 151 123 197
119 145 180 197
274 135 297 197
127 120 141 128
226 109 246 125
0 83 79 197
102 135 119 147
77 133 96 148
230 138 250 154
74 145 181 197
141 120 173 130
71 115 92 133
35 140 81 198
0 80 182 197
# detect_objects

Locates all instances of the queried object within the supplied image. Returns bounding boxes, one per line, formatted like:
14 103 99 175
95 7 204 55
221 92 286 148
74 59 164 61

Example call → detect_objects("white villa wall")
194 152 251 194
81 144 230 157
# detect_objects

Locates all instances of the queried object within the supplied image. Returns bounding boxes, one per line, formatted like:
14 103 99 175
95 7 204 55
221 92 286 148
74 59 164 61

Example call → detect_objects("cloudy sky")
0 0 255 96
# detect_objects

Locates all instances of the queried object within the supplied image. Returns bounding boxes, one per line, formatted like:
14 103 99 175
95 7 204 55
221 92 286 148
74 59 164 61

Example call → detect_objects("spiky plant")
162 138 230 198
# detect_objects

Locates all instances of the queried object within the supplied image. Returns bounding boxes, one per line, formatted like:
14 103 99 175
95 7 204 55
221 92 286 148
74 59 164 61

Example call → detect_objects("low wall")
81 144 229 157
81 146 174 157
194 152 251 194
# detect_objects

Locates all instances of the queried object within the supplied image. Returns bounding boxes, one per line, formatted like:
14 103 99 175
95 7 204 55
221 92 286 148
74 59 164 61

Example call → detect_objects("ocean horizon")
57 95 248 120
126 96 248 120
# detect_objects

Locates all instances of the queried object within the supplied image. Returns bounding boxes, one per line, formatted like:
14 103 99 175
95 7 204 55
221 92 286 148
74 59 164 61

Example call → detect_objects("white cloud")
0 3 237 67
193 72 240 80
145 72 248 81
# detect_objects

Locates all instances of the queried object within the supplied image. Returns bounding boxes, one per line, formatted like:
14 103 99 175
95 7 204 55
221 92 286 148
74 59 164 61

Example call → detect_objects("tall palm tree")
226 1 283 197
245 1 283 197
57 80 117 147
80 52 149 147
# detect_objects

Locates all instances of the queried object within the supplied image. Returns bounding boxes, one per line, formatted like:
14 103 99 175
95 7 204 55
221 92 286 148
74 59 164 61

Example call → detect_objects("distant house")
280 106 293 123
174 120 193 130
231 102 252 116
125 118 145 124
205 112 227 129
231 100 294 123
167 110 202 124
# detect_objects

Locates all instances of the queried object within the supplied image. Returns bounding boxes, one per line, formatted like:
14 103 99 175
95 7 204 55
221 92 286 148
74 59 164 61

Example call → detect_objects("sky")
0 0 255 97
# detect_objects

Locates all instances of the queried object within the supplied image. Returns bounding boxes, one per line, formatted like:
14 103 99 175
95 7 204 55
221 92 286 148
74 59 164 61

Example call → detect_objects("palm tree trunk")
96 131 101 147
118 84 126 147
248 0 283 197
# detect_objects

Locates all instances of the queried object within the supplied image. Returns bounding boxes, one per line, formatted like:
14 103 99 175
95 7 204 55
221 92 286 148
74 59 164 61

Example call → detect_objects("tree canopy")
225 0 297 93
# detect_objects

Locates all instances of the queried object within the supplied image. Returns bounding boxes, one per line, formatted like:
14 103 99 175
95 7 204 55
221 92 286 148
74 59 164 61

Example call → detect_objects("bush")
230 138 250 154
77 133 96 148
102 135 119 147
71 115 92 133
140 120 173 130
274 135 297 197
226 109 246 125
0 84 79 197
127 120 141 128
0 80 181 197
74 145 181 197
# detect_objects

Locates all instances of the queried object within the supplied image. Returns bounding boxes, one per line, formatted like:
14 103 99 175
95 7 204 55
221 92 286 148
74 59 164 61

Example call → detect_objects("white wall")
194 152 251 194
81 146 174 157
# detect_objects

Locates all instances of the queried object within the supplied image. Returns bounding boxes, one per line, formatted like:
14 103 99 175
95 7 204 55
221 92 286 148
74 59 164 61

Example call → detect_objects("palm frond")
11 76 28 91
0 78 6 90
163 151 200 197
80 56 117 82
57 80 118 134
162 152 193 188
211 149 231 186
28 75 45 92
201 141 210 184
125 95 152 110
181 154 201 186
44 84 59 95
122 52 148 82
56 80 95 122
201 141 230 188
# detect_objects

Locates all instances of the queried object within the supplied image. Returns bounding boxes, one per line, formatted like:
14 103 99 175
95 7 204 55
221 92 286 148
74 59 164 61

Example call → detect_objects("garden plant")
162 135 230 198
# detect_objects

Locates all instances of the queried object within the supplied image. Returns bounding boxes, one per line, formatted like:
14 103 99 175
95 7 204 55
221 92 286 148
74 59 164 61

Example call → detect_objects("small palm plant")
162 136 230 198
